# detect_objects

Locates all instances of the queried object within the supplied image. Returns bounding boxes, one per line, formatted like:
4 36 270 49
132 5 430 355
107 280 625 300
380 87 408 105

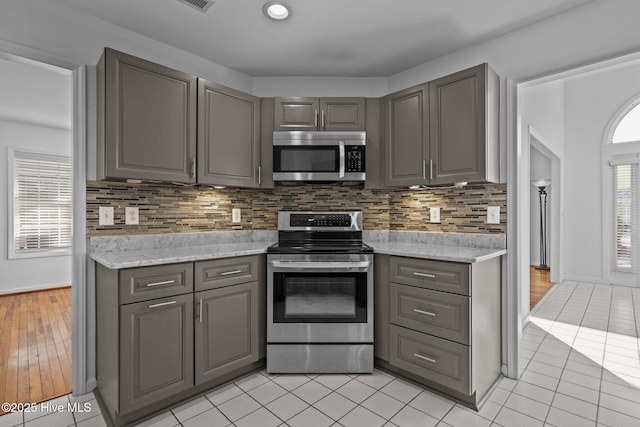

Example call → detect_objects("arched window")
612 103 640 143
605 97 640 283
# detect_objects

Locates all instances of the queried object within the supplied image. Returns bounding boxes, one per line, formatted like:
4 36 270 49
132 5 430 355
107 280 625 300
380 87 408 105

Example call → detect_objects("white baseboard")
0 282 71 295
562 275 607 284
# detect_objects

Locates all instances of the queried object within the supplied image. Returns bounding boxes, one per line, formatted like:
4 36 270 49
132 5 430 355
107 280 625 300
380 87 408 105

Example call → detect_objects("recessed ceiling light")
263 2 291 21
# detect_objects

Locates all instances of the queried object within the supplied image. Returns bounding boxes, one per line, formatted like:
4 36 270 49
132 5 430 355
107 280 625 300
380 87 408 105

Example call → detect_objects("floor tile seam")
203 393 234 426
499 399 551 424
600 388 640 407
543 281 599 426
597 397 640 422
595 282 617 427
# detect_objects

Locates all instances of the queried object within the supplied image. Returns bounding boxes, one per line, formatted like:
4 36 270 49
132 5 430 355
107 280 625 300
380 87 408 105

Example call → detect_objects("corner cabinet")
274 97 365 131
429 63 499 184
198 80 261 187
384 63 499 187
375 254 502 409
96 255 265 427
384 84 429 187
97 48 197 183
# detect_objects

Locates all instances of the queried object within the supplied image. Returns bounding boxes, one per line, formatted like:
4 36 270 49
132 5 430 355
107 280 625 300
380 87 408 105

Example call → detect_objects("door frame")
0 41 90 395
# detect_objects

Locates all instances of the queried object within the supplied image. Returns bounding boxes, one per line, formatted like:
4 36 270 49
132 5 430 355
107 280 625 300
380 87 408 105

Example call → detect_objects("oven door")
267 254 373 343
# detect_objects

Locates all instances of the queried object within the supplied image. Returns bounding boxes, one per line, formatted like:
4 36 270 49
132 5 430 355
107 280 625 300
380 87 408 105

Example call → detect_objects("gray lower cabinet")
198 79 261 187
274 97 365 131
379 255 501 409
195 282 259 384
96 255 265 427
119 294 194 414
97 48 197 183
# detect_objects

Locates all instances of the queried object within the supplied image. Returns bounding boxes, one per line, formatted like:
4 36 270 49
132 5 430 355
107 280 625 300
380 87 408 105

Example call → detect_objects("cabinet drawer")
119 263 193 304
195 255 259 291
390 257 470 296
390 283 469 345
390 324 470 395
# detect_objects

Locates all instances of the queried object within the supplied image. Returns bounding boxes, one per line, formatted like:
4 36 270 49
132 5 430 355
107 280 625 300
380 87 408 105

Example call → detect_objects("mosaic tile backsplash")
86 182 506 236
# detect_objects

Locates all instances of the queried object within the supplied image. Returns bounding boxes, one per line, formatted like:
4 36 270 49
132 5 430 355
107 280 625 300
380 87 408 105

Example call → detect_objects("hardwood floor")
530 265 553 310
0 287 72 415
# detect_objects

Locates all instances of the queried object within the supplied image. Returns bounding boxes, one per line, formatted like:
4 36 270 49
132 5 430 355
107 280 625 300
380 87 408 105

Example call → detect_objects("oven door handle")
268 260 371 271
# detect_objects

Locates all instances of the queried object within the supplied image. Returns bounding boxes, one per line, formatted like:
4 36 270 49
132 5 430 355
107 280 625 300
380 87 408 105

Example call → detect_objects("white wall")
0 56 72 294
562 60 640 283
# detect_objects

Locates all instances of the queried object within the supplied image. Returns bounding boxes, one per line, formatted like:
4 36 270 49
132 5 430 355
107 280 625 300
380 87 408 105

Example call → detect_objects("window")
8 149 72 258
612 162 636 270
612 103 640 143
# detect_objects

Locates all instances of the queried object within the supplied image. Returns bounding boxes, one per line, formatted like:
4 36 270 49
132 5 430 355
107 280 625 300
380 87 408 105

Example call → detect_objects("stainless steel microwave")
272 131 366 183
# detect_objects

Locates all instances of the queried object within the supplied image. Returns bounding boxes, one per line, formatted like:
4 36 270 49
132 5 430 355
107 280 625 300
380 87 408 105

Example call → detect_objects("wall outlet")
232 208 241 224
430 207 441 223
99 206 114 226
487 206 500 224
125 207 139 225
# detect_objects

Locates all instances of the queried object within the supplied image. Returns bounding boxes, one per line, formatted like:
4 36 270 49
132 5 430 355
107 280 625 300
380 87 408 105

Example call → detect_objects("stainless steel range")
266 211 374 373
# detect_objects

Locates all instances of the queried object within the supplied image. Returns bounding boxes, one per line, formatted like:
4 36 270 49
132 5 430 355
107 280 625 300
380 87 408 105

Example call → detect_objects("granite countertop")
89 230 506 269
367 241 506 263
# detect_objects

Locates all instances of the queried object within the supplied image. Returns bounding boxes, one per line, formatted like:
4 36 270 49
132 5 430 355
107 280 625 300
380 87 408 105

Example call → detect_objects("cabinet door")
274 97 320 130
119 294 193 414
429 63 498 184
101 48 197 183
384 84 429 187
198 80 261 187
195 282 259 384
320 98 365 131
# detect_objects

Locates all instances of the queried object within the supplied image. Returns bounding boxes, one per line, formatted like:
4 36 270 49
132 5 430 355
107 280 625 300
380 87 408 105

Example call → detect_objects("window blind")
13 153 72 253
613 163 637 270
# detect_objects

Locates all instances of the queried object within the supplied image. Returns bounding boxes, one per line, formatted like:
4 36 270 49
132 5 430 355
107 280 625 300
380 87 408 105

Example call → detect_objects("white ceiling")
48 0 593 77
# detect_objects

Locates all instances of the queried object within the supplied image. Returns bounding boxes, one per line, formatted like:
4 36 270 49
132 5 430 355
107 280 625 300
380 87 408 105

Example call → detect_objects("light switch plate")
125 207 139 225
487 206 500 224
430 207 441 223
232 208 241 224
99 206 114 226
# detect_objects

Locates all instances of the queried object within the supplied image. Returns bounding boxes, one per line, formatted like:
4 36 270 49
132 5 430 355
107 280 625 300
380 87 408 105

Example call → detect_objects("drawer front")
390 256 470 296
119 263 193 304
195 255 259 291
390 283 469 345
390 324 471 395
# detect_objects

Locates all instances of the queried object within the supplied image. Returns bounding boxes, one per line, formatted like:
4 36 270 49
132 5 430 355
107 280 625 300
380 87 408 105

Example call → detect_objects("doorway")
0 46 88 410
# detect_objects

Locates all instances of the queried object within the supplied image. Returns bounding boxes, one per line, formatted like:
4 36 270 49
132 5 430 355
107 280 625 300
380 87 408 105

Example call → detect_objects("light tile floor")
3 281 640 426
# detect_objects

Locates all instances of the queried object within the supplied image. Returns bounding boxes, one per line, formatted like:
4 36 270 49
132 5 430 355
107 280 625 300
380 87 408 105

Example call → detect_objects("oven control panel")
290 214 351 227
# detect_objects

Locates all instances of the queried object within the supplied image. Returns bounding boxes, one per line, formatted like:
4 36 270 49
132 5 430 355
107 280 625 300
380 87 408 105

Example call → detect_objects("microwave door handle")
339 140 345 178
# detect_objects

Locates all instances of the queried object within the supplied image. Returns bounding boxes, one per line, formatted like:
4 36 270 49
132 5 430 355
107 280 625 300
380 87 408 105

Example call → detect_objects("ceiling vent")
177 0 214 13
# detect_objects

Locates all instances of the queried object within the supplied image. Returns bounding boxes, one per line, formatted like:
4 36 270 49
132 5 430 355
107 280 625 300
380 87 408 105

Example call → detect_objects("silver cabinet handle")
220 269 242 276
198 298 203 323
413 271 436 278
339 140 345 178
321 110 326 130
146 279 176 287
191 157 196 179
422 159 426 180
413 308 436 317
258 166 262 185
314 109 318 128
148 300 176 309
414 353 437 364
430 159 433 180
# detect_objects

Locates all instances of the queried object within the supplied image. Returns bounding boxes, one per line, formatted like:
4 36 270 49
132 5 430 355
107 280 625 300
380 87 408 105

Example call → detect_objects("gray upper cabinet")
384 63 500 187
274 97 365 131
97 48 197 183
429 63 499 185
384 84 429 187
198 79 261 187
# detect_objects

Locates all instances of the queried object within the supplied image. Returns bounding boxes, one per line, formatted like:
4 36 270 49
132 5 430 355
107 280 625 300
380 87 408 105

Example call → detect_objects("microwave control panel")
345 146 366 172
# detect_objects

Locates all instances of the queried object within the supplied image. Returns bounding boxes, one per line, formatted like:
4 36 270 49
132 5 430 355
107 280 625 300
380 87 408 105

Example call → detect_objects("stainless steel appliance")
272 131 366 183
266 211 374 373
